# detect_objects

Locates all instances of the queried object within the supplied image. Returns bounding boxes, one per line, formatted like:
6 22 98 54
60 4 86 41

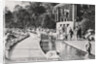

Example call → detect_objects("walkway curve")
10 33 47 62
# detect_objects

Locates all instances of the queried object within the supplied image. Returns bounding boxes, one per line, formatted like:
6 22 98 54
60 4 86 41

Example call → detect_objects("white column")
72 4 76 30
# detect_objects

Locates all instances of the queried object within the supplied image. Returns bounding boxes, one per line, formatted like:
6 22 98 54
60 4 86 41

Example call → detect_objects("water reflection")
59 42 85 60
59 41 95 60
40 39 95 60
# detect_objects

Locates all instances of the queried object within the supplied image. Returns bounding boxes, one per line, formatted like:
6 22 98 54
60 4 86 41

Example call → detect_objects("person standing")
85 38 92 59
84 32 93 59
65 24 69 40
69 27 73 40
57 26 63 39
74 26 78 40
77 26 82 40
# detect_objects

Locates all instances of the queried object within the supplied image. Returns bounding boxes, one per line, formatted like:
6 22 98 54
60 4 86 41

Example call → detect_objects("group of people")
57 24 82 40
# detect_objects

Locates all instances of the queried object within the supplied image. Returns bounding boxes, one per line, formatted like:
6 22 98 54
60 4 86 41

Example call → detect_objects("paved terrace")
64 40 95 55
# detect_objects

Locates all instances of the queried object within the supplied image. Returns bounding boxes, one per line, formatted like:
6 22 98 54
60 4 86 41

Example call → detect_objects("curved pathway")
10 33 46 62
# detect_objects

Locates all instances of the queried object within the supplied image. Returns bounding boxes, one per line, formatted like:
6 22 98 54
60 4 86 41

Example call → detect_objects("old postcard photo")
4 1 95 64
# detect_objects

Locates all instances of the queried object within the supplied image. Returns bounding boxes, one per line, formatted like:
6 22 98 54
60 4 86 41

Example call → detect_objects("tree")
5 2 58 29
5 7 14 28
76 5 95 33
26 2 56 28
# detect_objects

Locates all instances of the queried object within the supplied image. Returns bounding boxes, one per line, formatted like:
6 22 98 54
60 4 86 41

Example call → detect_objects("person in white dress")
65 24 70 40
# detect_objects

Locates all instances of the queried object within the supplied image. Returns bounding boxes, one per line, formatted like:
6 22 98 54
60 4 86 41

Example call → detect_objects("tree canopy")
5 2 58 29
76 4 95 33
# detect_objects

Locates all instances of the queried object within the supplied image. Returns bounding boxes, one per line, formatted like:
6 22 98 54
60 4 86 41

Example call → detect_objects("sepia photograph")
4 1 95 64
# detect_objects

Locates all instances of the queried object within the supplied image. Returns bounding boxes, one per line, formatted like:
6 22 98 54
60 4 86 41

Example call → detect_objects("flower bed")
5 33 30 51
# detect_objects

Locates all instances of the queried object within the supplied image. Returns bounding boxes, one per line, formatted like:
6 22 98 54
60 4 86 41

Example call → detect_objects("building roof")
54 3 72 8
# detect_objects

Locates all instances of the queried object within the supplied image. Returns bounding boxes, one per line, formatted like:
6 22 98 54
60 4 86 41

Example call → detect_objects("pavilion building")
53 4 77 31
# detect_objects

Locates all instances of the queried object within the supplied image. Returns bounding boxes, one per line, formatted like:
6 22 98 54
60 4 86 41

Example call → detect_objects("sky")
5 1 29 11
